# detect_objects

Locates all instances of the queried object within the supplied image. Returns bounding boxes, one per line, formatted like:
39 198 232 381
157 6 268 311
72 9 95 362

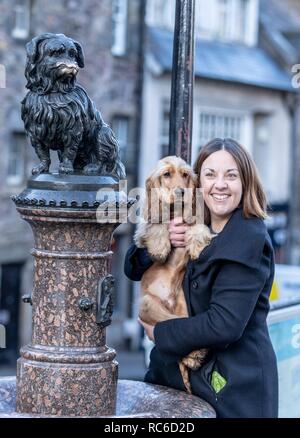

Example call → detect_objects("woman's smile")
210 193 231 202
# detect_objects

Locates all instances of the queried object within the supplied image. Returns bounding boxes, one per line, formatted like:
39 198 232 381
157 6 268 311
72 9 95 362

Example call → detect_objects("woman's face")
200 150 243 222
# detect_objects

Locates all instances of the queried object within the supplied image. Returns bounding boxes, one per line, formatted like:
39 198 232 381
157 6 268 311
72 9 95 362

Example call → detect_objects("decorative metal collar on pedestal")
12 174 134 210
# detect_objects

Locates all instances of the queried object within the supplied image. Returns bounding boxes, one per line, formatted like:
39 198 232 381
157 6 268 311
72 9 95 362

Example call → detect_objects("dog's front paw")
147 239 171 262
83 163 101 175
59 160 74 174
32 161 50 175
187 240 207 260
186 224 213 260
181 349 208 370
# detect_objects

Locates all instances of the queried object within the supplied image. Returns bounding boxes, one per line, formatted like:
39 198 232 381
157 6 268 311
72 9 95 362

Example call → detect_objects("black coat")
124 208 278 418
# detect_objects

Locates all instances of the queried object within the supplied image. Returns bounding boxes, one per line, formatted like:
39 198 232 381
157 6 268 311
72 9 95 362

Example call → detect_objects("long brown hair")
193 138 268 224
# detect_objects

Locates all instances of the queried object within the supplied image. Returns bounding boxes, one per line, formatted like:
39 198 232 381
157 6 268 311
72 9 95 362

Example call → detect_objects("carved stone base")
16 352 117 416
12 173 130 416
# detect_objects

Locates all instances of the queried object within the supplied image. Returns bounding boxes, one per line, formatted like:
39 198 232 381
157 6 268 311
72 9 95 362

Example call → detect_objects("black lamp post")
169 0 195 164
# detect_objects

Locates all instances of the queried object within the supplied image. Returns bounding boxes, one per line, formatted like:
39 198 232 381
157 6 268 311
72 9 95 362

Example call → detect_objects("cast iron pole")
169 0 195 164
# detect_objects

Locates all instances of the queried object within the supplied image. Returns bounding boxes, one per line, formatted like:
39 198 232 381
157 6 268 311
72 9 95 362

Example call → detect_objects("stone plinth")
12 173 131 417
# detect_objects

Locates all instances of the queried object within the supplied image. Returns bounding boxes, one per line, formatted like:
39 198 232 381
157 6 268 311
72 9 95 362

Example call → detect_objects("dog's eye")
69 49 76 58
182 173 189 178
163 172 171 177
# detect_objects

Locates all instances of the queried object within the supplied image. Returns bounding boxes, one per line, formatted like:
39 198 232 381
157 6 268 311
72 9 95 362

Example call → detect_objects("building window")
159 105 170 158
111 0 128 57
146 0 175 30
218 0 231 40
146 0 258 46
216 0 250 43
7 132 26 186
12 0 32 40
197 109 245 151
253 113 271 190
195 0 259 46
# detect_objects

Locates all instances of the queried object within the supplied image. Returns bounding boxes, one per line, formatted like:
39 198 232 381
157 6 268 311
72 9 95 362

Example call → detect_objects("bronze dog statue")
22 33 125 178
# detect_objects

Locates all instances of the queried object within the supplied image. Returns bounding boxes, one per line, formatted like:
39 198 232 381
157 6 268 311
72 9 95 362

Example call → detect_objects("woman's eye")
228 173 238 179
205 173 214 178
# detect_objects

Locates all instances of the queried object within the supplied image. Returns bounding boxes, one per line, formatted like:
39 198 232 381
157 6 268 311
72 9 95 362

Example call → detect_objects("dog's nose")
175 188 185 196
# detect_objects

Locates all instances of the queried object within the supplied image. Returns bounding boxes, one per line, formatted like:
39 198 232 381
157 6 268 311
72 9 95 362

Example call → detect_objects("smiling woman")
194 137 267 233
125 138 278 418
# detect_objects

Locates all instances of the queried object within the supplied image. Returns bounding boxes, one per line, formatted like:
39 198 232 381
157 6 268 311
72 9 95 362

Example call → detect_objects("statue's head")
24 33 85 93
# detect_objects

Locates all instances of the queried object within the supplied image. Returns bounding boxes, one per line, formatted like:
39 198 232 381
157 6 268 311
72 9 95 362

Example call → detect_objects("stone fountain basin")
0 377 215 418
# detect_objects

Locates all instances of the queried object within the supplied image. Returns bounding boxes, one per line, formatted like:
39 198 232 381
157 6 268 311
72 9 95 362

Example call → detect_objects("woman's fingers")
169 225 187 234
172 217 184 226
169 233 186 247
171 241 186 247
169 217 188 247
169 218 187 233
169 217 185 230
169 232 185 241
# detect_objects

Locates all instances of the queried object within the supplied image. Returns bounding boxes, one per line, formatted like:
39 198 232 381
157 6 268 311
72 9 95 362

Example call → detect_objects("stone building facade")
260 0 300 264
0 0 145 364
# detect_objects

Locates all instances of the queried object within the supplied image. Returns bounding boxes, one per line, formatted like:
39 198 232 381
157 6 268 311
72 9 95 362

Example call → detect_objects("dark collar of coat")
204 207 268 269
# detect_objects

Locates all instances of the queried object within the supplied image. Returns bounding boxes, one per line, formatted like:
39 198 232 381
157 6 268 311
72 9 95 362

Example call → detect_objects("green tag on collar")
211 371 227 393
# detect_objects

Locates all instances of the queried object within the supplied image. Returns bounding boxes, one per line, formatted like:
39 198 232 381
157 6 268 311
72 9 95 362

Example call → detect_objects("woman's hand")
138 318 155 342
169 217 188 248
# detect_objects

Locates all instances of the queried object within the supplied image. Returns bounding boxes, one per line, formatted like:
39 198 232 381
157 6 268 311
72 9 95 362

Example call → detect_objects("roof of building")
260 0 300 66
260 0 300 32
148 26 294 92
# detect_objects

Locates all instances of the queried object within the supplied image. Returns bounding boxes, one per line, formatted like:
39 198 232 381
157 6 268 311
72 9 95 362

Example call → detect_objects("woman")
124 138 278 418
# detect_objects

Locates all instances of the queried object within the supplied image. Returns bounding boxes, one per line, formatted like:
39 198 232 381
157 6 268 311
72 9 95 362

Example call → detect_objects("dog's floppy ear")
185 170 197 224
26 33 54 64
25 33 55 88
73 40 85 68
189 172 198 194
145 174 161 223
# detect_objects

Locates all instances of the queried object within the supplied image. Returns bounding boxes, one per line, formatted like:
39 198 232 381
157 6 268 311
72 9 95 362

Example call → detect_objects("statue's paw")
32 162 49 175
59 161 74 174
83 164 101 175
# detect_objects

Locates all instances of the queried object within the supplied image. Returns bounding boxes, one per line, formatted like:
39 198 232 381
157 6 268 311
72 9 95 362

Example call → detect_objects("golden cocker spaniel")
135 156 214 394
